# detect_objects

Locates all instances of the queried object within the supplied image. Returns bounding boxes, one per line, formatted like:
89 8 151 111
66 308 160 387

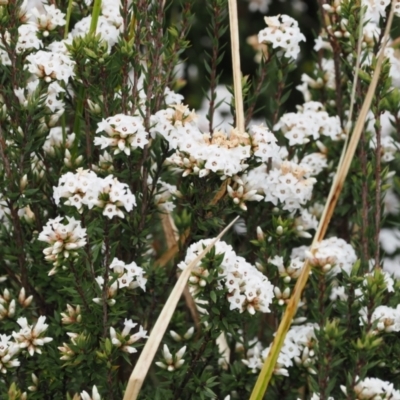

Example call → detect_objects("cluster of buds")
58 332 87 361
155 344 186 372
294 345 317 375
28 373 39 392
305 249 336 273
64 148 84 168
165 150 205 178
61 304 82 325
188 264 210 290
31 154 45 179
0 289 16 320
169 327 194 342
109 319 148 353
18 287 33 308
227 176 263 211
269 255 303 282
79 385 101 400
93 276 117 306
273 286 291 306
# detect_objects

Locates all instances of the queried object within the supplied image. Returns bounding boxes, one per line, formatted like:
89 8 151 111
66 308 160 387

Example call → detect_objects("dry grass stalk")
249 4 395 399
228 0 245 134
160 213 179 249
123 216 239 400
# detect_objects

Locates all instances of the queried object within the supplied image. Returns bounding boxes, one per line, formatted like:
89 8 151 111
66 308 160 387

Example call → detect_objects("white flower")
258 15 306 60
38 216 87 274
12 316 53 356
109 257 147 291
95 114 148 155
109 321 147 353
30 4 66 31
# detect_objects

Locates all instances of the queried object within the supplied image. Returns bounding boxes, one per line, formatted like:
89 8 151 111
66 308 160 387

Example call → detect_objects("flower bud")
20 174 28 190
183 327 194 340
283 276 291 283
256 226 265 241
169 330 182 342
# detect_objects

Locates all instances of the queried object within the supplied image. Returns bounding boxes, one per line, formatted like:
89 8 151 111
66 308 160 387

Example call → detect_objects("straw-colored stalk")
123 216 239 400
160 212 201 328
250 4 395 399
228 0 245 134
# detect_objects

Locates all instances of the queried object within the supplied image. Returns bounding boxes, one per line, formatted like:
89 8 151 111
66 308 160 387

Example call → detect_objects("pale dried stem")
250 4 395 399
228 0 244 133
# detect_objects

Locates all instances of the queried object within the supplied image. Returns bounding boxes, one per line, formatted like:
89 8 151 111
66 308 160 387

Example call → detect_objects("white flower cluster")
94 114 149 156
30 4 66 32
70 0 124 51
360 305 400 334
38 216 87 275
53 168 136 218
25 50 75 84
295 236 357 275
0 334 20 373
0 315 53 373
178 239 274 315
243 323 318 376
16 24 43 54
258 15 306 60
250 124 282 163
152 104 251 178
93 257 146 306
109 319 148 353
154 110 327 212
263 161 316 211
341 377 400 399
269 236 357 281
274 101 344 145
245 162 317 213
12 316 53 356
